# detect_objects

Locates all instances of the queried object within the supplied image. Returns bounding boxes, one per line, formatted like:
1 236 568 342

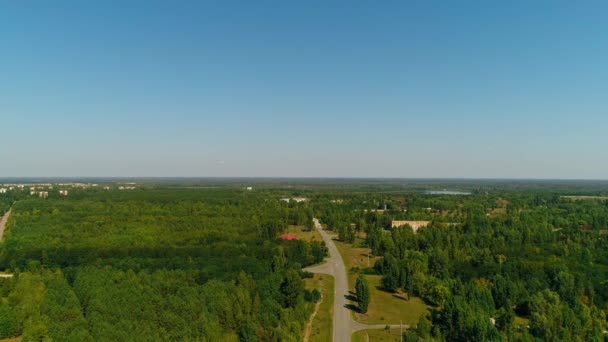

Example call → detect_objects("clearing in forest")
303 274 334 342
333 236 430 326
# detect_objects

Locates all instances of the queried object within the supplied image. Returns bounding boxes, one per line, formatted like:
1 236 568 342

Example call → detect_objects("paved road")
0 209 11 241
0 209 14 277
304 218 408 341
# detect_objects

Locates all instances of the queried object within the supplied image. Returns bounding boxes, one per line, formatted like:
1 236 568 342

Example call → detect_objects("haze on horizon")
1 1 607 179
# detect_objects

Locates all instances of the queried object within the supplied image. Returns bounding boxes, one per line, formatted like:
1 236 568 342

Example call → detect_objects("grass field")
353 275 430 325
304 274 334 342
286 225 323 242
334 237 381 270
334 236 430 326
352 329 403 342
0 337 22 342
514 315 530 328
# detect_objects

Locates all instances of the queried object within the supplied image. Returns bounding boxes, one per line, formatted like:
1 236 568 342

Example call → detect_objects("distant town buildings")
246 187 253 191
1 182 113 196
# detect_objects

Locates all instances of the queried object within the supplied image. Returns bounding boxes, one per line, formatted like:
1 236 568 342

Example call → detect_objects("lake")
424 190 472 195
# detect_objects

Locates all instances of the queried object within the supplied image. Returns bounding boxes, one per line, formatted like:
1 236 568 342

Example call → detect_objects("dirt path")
304 293 323 342
0 209 11 242
304 218 407 341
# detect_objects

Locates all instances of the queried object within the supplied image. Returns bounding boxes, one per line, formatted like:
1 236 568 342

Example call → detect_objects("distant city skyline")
2 1 607 178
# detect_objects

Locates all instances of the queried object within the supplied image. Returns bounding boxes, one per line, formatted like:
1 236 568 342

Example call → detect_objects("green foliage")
0 304 17 338
355 274 371 313
416 314 432 339
281 270 304 308
0 188 319 340
3 181 608 340
432 295 501 341
315 181 608 340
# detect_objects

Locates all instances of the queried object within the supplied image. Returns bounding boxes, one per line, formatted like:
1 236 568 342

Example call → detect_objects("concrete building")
59 190 69 196
391 220 431 233
0 188 7 194
280 197 308 203
39 192 49 199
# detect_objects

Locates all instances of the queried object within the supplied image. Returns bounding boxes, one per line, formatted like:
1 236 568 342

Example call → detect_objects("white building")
0 188 7 194
39 191 49 199
391 220 431 233
59 190 69 196
281 197 308 203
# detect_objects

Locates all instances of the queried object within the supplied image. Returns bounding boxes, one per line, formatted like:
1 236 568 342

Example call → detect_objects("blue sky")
1 1 607 178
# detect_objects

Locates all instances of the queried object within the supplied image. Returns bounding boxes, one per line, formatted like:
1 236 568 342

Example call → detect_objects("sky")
1 1 607 178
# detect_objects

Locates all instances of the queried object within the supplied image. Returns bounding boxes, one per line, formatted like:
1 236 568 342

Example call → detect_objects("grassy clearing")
352 329 403 342
334 236 430 326
0 337 22 342
286 225 323 242
487 207 507 217
334 237 381 270
514 315 530 328
353 275 429 325
304 274 334 342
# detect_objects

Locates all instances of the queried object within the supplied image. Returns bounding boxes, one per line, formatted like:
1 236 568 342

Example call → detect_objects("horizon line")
1 176 608 182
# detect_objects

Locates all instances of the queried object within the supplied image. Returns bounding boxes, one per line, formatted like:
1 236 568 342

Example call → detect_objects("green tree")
417 314 432 339
0 305 17 338
529 289 565 341
280 270 304 308
355 275 370 313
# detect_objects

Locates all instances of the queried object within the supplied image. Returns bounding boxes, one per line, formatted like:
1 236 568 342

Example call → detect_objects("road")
0 209 11 241
0 209 14 278
304 218 407 341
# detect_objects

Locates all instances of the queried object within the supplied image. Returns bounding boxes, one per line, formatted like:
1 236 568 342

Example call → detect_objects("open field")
304 274 334 342
352 328 403 342
353 275 429 325
0 337 22 342
487 207 507 217
514 316 530 328
286 225 323 242
334 237 381 270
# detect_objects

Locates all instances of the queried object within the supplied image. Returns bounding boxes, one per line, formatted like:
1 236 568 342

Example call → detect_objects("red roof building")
279 234 298 241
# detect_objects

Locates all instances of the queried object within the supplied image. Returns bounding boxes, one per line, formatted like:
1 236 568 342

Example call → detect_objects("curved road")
304 218 406 341
0 209 11 241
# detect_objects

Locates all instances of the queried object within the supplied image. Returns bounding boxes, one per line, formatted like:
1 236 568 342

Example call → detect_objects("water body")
424 190 472 195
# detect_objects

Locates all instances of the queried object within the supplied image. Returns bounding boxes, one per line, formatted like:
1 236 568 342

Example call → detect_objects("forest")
0 187 325 341
1 179 608 341
314 181 608 341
